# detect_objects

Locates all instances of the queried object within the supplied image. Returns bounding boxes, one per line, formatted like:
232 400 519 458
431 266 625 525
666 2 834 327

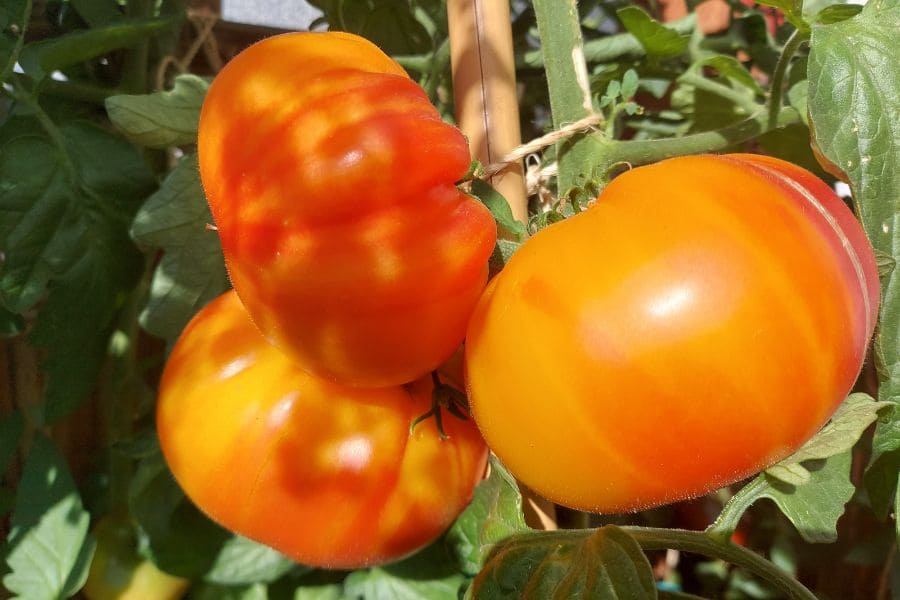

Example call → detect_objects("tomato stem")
591 106 803 180
768 28 809 130
622 526 818 600
705 475 769 544
410 372 471 439
533 0 608 199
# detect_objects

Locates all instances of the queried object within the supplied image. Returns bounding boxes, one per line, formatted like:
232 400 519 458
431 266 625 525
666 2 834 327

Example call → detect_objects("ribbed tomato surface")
158 291 488 568
198 32 496 387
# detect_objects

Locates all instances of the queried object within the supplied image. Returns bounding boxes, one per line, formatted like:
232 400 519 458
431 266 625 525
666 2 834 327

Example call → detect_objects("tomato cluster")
159 31 492 569
160 30 879 572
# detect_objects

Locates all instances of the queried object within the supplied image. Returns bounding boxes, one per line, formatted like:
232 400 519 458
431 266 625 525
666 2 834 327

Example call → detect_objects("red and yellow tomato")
197 32 496 387
157 291 488 568
465 153 879 513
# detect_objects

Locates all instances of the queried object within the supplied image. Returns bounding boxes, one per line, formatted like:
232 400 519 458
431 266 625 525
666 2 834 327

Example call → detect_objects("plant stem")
622 527 818 600
533 0 607 198
3 84 77 178
768 28 808 129
591 106 802 178
706 476 769 543
679 71 762 115
122 0 155 92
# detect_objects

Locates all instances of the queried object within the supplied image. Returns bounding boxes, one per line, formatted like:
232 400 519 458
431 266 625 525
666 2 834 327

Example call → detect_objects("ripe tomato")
465 154 879 513
197 32 496 387
83 515 189 600
157 291 488 568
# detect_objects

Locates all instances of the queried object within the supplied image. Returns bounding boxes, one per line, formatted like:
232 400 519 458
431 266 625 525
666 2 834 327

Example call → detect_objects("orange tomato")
465 154 879 513
197 32 496 387
157 291 488 568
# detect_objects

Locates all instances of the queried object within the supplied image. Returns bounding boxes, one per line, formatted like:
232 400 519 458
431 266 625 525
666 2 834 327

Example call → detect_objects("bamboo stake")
447 0 557 530
447 0 528 228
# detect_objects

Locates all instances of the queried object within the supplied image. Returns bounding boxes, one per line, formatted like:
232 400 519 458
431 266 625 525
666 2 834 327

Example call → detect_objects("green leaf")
3 435 95 600
17 16 175 80
70 0 124 27
697 55 765 96
809 0 900 522
620 69 639 100
786 81 808 127
285 570 347 600
766 393 889 485
131 154 230 341
762 452 855 543
488 239 521 278
447 457 529 575
755 0 807 30
204 535 295 586
360 0 432 56
866 401 900 518
759 122 828 176
129 452 231 578
714 452 855 544
813 3 864 24
343 541 465 600
0 119 155 422
0 410 23 473
468 526 658 599
106 74 209 148
0 304 24 337
468 179 526 241
616 7 689 59
193 582 269 600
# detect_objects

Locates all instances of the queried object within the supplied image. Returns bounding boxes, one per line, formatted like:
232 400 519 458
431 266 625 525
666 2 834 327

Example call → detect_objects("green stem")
622 527 818 600
768 28 808 129
11 73 122 104
533 0 607 198
679 72 762 115
592 106 802 179
121 0 154 93
705 476 769 543
0 0 32 84
393 53 434 73
103 257 154 511
3 84 77 178
422 38 451 101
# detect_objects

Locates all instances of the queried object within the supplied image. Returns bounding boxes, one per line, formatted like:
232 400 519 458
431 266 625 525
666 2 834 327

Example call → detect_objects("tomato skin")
83 515 189 600
465 154 879 513
157 291 488 569
197 32 496 387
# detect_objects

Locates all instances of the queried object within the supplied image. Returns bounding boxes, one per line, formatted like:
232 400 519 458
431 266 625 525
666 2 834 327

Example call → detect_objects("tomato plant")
82 515 189 600
156 290 488 569
197 31 497 388
465 154 879 513
1 1 897 599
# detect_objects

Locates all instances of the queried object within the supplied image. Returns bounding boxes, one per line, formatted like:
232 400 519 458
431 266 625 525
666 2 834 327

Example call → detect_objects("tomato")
157 291 488 569
83 515 189 600
197 32 496 387
465 154 879 513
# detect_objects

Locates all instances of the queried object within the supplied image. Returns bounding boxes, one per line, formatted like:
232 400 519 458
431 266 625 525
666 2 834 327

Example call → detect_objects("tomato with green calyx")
157 291 488 569
465 153 879 514
197 32 496 388
83 514 189 600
